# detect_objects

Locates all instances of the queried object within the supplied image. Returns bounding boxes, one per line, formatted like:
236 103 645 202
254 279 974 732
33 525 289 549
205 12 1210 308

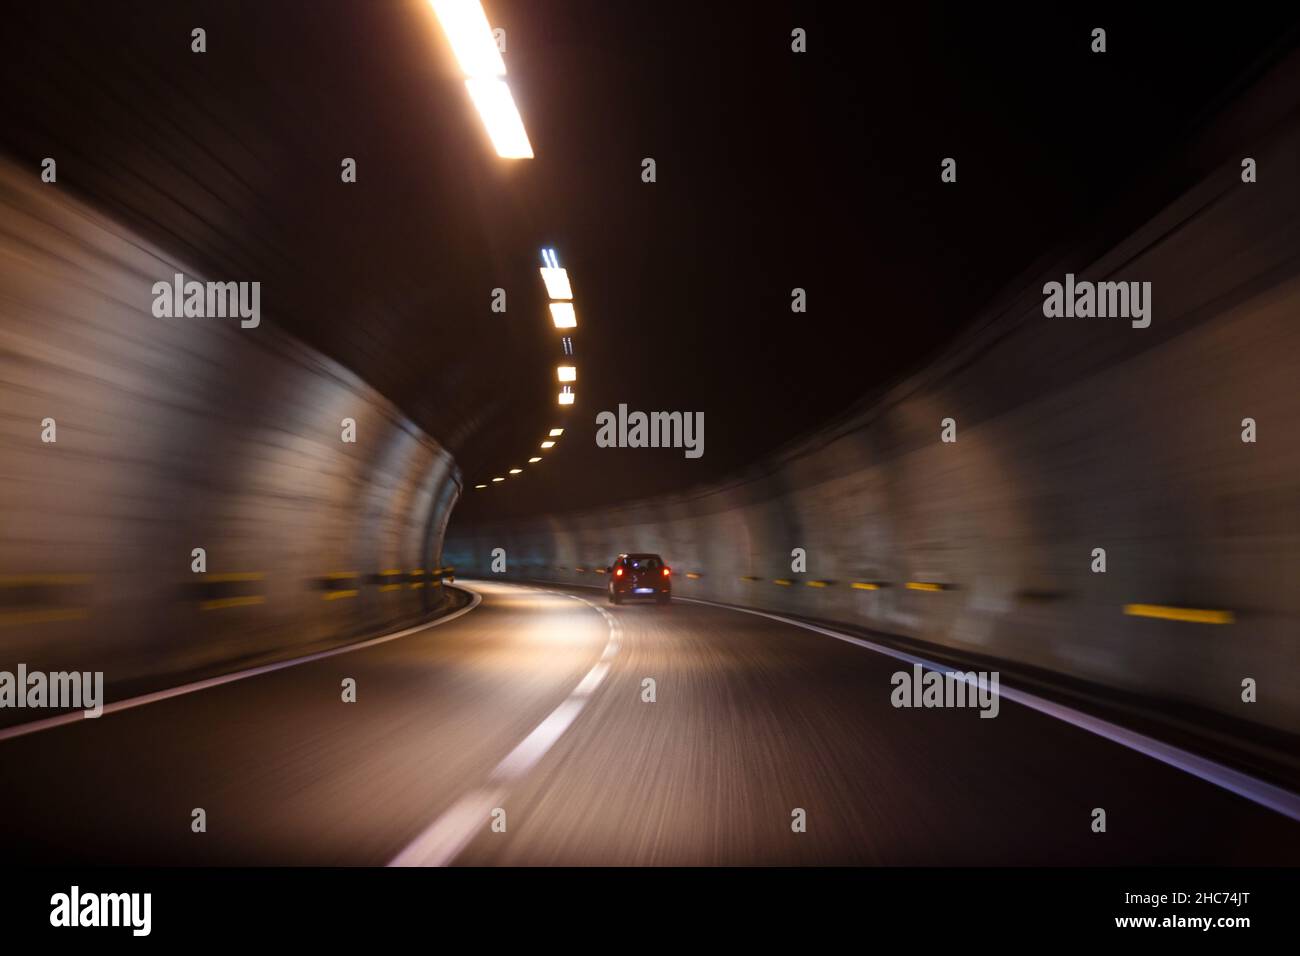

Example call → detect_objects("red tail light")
614 567 624 577
662 566 671 577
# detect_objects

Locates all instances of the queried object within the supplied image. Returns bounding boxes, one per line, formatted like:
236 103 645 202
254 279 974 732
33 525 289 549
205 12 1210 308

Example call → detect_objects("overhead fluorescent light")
549 302 577 328
558 390 575 406
463 78 534 159
540 267 573 300
540 441 556 449
528 457 542 463
491 476 505 482
509 468 522 475
474 484 487 489
430 0 506 77
430 2 534 161
548 428 564 437
557 365 576 383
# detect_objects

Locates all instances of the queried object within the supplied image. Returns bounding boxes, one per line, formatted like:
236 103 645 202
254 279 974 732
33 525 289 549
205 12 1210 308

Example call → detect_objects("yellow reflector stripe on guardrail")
1123 604 1234 624
200 596 265 611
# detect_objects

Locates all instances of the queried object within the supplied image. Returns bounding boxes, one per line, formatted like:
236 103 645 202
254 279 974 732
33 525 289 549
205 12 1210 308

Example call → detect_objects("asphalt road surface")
1 580 1297 865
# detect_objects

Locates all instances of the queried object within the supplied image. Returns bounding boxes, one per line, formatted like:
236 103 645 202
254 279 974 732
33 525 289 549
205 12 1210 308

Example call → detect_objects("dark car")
607 552 671 605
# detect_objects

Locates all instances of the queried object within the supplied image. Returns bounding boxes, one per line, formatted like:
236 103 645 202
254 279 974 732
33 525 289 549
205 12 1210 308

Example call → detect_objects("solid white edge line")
673 595 1300 823
0 585 484 744
387 584 621 867
494 579 1300 824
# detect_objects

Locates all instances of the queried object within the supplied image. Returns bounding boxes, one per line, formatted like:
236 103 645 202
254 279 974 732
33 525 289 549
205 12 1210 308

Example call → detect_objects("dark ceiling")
4 1 1298 521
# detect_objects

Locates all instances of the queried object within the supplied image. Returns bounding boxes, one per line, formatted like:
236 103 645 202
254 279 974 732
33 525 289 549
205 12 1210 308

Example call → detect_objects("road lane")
0 579 1297 865
0 581 609 864
454 584 1300 865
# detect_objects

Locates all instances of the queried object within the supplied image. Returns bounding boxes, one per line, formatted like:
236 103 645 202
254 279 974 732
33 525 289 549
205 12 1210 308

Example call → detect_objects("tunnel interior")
1 1 1299 872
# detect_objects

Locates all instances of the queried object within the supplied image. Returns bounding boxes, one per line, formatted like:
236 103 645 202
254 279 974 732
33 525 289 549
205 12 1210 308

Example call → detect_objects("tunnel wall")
447 117 1300 737
0 159 461 701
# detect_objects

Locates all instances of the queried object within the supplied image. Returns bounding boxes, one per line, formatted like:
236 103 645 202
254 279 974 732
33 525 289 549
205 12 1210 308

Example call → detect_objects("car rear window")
628 556 660 570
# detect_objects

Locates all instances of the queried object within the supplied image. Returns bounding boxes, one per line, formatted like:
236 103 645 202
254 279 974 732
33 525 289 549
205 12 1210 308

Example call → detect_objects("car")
607 552 671 605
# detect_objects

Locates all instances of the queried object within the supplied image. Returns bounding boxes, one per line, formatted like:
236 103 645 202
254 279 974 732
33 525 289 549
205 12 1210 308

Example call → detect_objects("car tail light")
662 567 671 577
614 567 624 577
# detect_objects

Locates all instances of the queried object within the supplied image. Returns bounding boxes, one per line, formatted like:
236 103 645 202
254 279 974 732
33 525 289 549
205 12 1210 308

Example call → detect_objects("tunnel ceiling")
4 2 1298 519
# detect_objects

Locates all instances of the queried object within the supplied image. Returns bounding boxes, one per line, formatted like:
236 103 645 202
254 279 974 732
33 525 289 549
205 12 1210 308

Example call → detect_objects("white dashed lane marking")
388 587 622 866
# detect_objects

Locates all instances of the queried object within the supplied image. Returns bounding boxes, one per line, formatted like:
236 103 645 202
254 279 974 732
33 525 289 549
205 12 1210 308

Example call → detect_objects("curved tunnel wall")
446 117 1300 737
0 159 461 701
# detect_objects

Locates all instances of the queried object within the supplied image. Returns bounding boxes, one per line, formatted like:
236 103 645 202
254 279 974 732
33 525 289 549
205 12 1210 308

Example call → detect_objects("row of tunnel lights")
474 249 582 489
427 4 580 493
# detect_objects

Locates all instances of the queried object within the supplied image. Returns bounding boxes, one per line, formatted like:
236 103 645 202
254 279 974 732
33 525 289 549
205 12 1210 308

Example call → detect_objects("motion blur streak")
0 579 1294 864
670 596 1300 823
391 586 622 866
0 590 483 745
2 4 1300 869
0 158 461 711
445 103 1300 777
